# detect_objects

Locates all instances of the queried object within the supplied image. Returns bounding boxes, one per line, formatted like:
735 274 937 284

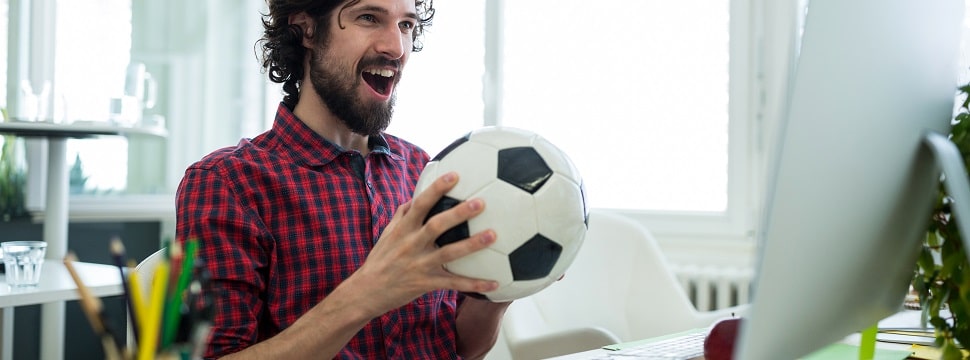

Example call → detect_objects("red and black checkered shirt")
176 103 462 359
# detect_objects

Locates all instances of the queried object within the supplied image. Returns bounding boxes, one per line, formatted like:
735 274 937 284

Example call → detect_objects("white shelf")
0 261 124 308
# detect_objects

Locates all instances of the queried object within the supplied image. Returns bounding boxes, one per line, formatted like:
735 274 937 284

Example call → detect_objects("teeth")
365 69 395 77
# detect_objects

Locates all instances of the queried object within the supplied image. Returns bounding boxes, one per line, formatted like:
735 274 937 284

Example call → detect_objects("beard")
308 46 399 137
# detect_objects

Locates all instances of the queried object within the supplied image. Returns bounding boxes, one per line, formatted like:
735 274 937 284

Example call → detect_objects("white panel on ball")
467 181 539 254
469 126 535 149
532 137 583 184
434 141 498 199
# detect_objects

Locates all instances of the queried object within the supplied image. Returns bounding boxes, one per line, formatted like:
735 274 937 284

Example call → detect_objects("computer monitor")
734 0 968 359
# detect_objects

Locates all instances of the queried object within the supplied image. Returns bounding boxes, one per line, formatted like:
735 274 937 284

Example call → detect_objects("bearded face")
307 44 402 137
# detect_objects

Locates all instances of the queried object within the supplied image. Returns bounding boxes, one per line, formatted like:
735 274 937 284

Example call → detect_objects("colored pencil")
126 259 147 352
64 253 122 360
137 251 169 360
162 240 197 349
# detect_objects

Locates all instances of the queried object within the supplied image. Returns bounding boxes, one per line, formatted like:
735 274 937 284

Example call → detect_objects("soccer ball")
414 126 588 302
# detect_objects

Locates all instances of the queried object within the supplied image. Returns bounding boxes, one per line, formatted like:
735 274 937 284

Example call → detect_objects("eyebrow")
349 4 419 22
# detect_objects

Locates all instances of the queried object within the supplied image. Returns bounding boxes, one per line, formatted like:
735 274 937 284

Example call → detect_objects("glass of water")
2 241 48 287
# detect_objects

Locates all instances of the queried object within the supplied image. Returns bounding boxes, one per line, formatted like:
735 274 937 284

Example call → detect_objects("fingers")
409 172 487 242
435 229 496 262
433 229 501 293
420 198 484 239
404 172 502 293
409 171 459 216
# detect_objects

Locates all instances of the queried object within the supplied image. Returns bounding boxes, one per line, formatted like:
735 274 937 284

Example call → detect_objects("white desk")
0 261 124 360
0 120 165 360
549 311 925 360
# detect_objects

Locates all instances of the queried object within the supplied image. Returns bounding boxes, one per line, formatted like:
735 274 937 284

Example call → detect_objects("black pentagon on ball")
497 147 553 194
508 234 563 281
424 196 470 247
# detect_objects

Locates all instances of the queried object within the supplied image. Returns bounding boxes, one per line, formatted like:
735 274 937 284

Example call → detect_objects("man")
175 0 511 358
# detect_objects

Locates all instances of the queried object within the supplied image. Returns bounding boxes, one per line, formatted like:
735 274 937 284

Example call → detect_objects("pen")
110 237 138 345
64 252 122 360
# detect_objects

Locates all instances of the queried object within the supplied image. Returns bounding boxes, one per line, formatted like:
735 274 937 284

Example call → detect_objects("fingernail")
467 198 483 211
480 230 495 244
443 172 457 183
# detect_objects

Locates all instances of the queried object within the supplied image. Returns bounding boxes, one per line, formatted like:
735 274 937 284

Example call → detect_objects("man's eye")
400 22 415 31
359 14 378 23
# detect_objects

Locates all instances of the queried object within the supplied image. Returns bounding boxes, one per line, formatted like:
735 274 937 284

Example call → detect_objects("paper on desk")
801 343 910 360
874 310 937 347
876 332 936 347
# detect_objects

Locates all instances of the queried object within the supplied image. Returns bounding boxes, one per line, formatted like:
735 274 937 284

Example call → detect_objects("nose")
374 25 408 60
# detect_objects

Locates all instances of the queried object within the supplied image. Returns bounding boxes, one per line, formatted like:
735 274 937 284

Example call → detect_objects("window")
10 0 759 254
391 1 756 248
502 1 733 212
0 0 6 109
56 0 132 193
386 0 487 157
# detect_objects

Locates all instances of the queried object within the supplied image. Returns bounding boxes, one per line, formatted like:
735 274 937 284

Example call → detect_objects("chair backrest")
500 210 732 359
530 210 701 340
126 248 167 349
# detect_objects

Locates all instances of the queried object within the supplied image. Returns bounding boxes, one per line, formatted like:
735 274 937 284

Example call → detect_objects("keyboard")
594 331 706 359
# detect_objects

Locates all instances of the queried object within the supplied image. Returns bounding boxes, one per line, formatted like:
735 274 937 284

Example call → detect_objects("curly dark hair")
258 0 434 108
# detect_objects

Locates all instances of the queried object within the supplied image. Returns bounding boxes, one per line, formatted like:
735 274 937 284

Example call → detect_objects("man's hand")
348 171 499 318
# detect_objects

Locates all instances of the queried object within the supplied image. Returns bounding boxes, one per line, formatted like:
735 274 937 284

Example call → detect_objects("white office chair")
499 210 749 360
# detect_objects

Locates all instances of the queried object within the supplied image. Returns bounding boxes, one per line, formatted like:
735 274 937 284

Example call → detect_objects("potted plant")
913 82 970 360
0 108 27 221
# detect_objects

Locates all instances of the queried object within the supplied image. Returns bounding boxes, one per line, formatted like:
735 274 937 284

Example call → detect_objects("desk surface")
0 120 167 138
549 311 926 360
0 261 124 307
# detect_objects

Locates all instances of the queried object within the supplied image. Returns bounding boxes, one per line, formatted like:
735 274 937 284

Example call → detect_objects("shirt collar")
268 102 400 167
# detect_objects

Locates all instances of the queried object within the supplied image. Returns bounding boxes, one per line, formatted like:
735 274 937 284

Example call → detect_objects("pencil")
162 240 195 349
137 251 169 360
110 237 138 345
64 253 122 360
126 259 147 352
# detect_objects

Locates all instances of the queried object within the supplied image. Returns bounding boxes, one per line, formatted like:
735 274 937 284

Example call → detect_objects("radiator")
670 264 754 311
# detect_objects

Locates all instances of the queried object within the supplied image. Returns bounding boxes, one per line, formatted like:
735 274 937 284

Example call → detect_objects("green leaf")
928 230 942 248
919 245 937 272
941 340 963 360
941 250 964 276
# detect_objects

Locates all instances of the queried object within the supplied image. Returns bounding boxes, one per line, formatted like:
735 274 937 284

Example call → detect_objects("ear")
288 12 315 48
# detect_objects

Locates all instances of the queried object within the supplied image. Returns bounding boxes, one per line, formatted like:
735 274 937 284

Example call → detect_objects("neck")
292 87 370 155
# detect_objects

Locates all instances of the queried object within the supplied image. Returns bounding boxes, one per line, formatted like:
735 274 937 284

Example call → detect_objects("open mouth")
362 68 395 96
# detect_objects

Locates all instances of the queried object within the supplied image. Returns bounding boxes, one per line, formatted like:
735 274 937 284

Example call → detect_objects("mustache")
358 57 401 72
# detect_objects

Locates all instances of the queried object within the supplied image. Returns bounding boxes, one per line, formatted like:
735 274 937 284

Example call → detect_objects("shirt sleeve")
176 163 271 358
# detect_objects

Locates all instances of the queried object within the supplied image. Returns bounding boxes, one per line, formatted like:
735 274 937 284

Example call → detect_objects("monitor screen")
734 0 965 359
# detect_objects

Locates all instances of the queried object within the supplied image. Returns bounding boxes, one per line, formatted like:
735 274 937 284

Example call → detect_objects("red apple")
704 317 743 360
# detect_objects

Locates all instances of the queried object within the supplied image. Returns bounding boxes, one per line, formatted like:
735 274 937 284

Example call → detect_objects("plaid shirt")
176 103 461 359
